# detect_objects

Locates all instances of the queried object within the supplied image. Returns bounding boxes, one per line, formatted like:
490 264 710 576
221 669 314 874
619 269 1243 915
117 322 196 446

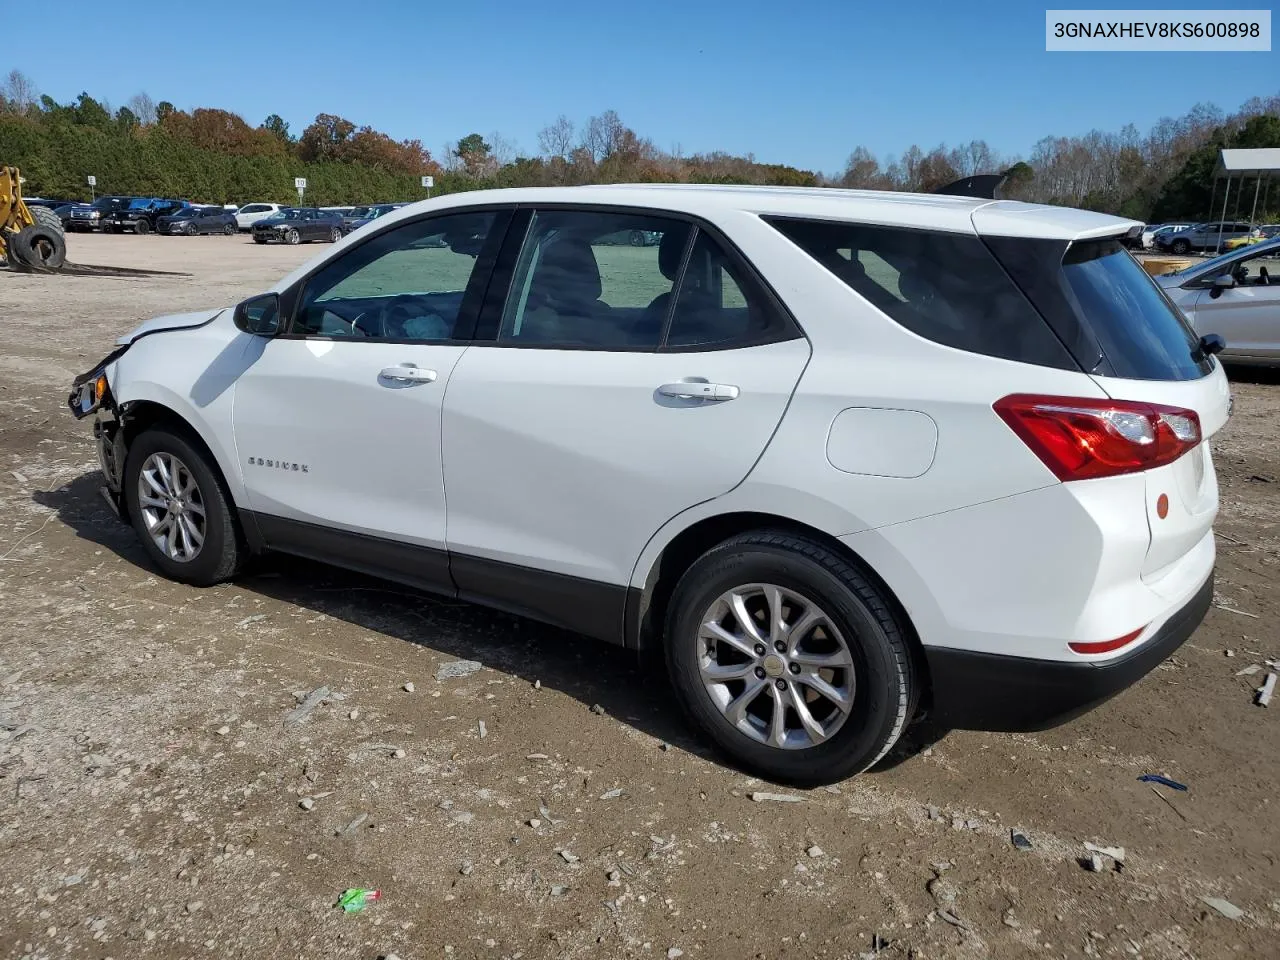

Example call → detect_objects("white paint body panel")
825 408 938 478
232 339 468 548
441 339 810 584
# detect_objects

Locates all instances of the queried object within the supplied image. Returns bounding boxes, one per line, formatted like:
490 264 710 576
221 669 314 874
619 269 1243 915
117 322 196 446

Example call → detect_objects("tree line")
2 70 1277 222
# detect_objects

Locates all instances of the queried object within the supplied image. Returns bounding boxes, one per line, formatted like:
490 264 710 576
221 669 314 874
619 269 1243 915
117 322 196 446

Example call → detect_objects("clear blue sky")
14 0 1277 173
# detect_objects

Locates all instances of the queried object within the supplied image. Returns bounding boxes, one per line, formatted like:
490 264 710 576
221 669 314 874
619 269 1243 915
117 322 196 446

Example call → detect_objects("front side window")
293 210 498 341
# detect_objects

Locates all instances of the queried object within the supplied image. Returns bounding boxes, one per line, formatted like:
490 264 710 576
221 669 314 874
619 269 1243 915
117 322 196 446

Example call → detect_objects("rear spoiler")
933 174 1007 200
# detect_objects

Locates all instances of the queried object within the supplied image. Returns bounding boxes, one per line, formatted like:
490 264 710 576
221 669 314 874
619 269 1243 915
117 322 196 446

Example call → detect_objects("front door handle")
657 381 739 402
379 364 437 384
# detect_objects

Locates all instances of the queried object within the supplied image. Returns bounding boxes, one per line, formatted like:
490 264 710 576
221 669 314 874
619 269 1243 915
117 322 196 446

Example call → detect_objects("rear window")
767 217 1074 369
1059 240 1211 380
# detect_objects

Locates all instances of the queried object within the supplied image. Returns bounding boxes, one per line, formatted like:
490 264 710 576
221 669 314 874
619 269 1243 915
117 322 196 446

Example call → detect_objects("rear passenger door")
440 206 811 641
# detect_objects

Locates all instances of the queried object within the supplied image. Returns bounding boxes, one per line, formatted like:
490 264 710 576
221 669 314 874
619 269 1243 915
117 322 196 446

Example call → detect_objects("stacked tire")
6 205 68 269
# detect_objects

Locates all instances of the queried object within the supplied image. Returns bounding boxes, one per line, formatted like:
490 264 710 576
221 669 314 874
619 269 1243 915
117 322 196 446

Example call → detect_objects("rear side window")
1059 240 1211 380
767 217 1074 369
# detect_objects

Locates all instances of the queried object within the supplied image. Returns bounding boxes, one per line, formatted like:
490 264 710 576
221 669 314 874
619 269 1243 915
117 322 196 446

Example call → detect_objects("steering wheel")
367 293 448 339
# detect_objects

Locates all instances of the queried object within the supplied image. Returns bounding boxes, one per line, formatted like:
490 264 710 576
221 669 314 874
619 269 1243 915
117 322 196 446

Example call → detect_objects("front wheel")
1170 239 1191 255
123 427 243 586
665 531 916 786
286 228 300 245
330 227 342 242
224 223 236 236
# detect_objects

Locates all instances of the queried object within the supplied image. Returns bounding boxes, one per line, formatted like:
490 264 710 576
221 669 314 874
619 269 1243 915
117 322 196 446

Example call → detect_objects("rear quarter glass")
764 216 1077 370
1058 240 1213 382
983 236 1213 383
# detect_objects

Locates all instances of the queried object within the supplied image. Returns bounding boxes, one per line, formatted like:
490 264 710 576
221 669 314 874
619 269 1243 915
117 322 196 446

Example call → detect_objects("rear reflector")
1069 627 1146 655
994 394 1201 482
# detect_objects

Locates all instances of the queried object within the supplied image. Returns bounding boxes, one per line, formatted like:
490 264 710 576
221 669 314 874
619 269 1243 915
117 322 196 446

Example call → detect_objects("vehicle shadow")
35 471 939 782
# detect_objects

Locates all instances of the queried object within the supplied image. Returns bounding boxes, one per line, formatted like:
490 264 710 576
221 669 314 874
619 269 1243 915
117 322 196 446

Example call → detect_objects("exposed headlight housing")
71 372 110 418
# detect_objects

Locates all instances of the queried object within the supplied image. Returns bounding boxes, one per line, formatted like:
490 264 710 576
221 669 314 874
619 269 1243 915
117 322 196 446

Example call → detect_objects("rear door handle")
657 381 739 402
379 364 437 384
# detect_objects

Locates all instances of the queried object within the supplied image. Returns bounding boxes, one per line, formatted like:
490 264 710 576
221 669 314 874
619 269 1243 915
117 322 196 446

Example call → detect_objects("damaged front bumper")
68 349 129 517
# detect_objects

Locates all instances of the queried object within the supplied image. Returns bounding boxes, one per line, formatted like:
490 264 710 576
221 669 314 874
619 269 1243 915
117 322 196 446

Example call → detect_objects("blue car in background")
341 202 408 235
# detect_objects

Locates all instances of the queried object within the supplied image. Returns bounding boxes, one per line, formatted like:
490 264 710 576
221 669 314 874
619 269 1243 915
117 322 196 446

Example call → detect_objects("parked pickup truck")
102 198 192 235
67 196 135 232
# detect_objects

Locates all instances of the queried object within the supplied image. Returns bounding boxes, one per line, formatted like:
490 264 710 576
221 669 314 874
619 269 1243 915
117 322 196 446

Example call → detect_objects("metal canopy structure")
1208 149 1280 251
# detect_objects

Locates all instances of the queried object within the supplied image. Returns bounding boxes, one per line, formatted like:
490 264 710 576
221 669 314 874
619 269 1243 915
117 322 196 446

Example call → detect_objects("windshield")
348 207 371 218
1061 240 1211 380
126 199 153 210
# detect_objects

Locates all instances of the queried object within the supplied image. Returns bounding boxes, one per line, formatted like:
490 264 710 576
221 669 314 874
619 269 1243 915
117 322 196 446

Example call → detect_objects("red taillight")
1069 627 1146 655
994 394 1201 482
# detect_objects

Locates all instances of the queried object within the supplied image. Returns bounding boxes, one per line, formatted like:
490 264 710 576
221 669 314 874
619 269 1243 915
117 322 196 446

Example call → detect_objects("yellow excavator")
1 165 68 270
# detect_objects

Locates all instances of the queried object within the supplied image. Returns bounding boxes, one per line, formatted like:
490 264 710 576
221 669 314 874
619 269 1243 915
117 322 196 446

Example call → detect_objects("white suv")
68 185 1230 785
234 203 284 231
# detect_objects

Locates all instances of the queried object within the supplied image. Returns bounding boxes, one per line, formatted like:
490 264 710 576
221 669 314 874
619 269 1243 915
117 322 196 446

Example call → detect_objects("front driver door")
232 207 509 592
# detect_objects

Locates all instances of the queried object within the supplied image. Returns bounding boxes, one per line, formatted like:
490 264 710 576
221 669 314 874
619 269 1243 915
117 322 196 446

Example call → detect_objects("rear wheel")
286 228 300 245
1170 239 1191 255
134 219 151 235
330 227 342 242
665 531 916 786
224 223 236 236
123 427 243 586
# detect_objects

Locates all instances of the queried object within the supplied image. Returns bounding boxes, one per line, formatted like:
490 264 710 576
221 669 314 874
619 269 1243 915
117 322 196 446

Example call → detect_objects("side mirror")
1209 274 1235 299
234 293 282 336
1199 333 1226 356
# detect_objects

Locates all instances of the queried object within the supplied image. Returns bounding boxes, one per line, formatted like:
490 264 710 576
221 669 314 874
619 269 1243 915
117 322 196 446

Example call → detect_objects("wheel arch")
115 396 257 548
628 511 929 696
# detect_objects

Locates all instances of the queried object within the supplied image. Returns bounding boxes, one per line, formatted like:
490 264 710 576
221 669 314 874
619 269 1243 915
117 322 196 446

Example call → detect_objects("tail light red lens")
994 394 1201 482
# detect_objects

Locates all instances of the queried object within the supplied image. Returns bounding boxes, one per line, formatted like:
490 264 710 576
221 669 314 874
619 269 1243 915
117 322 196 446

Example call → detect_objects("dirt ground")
1 233 1278 960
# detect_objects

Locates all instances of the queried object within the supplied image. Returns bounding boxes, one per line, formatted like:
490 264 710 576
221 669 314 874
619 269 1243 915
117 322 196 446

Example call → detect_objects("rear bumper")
923 571 1213 732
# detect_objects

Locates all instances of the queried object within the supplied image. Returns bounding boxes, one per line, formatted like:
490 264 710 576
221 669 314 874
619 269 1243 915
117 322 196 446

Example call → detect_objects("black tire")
29 204 66 238
286 228 300 245
9 224 67 269
664 531 916 786
134 218 151 235
330 227 342 242
1170 239 1191 255
253 235 266 244
224 223 236 236
122 427 243 586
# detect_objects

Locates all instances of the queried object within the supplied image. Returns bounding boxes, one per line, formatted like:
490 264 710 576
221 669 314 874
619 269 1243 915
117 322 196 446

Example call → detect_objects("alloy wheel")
136 452 206 563
697 583 855 749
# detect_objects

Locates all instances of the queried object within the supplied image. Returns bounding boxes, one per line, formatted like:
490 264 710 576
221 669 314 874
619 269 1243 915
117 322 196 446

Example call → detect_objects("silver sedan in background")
1157 237 1280 366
